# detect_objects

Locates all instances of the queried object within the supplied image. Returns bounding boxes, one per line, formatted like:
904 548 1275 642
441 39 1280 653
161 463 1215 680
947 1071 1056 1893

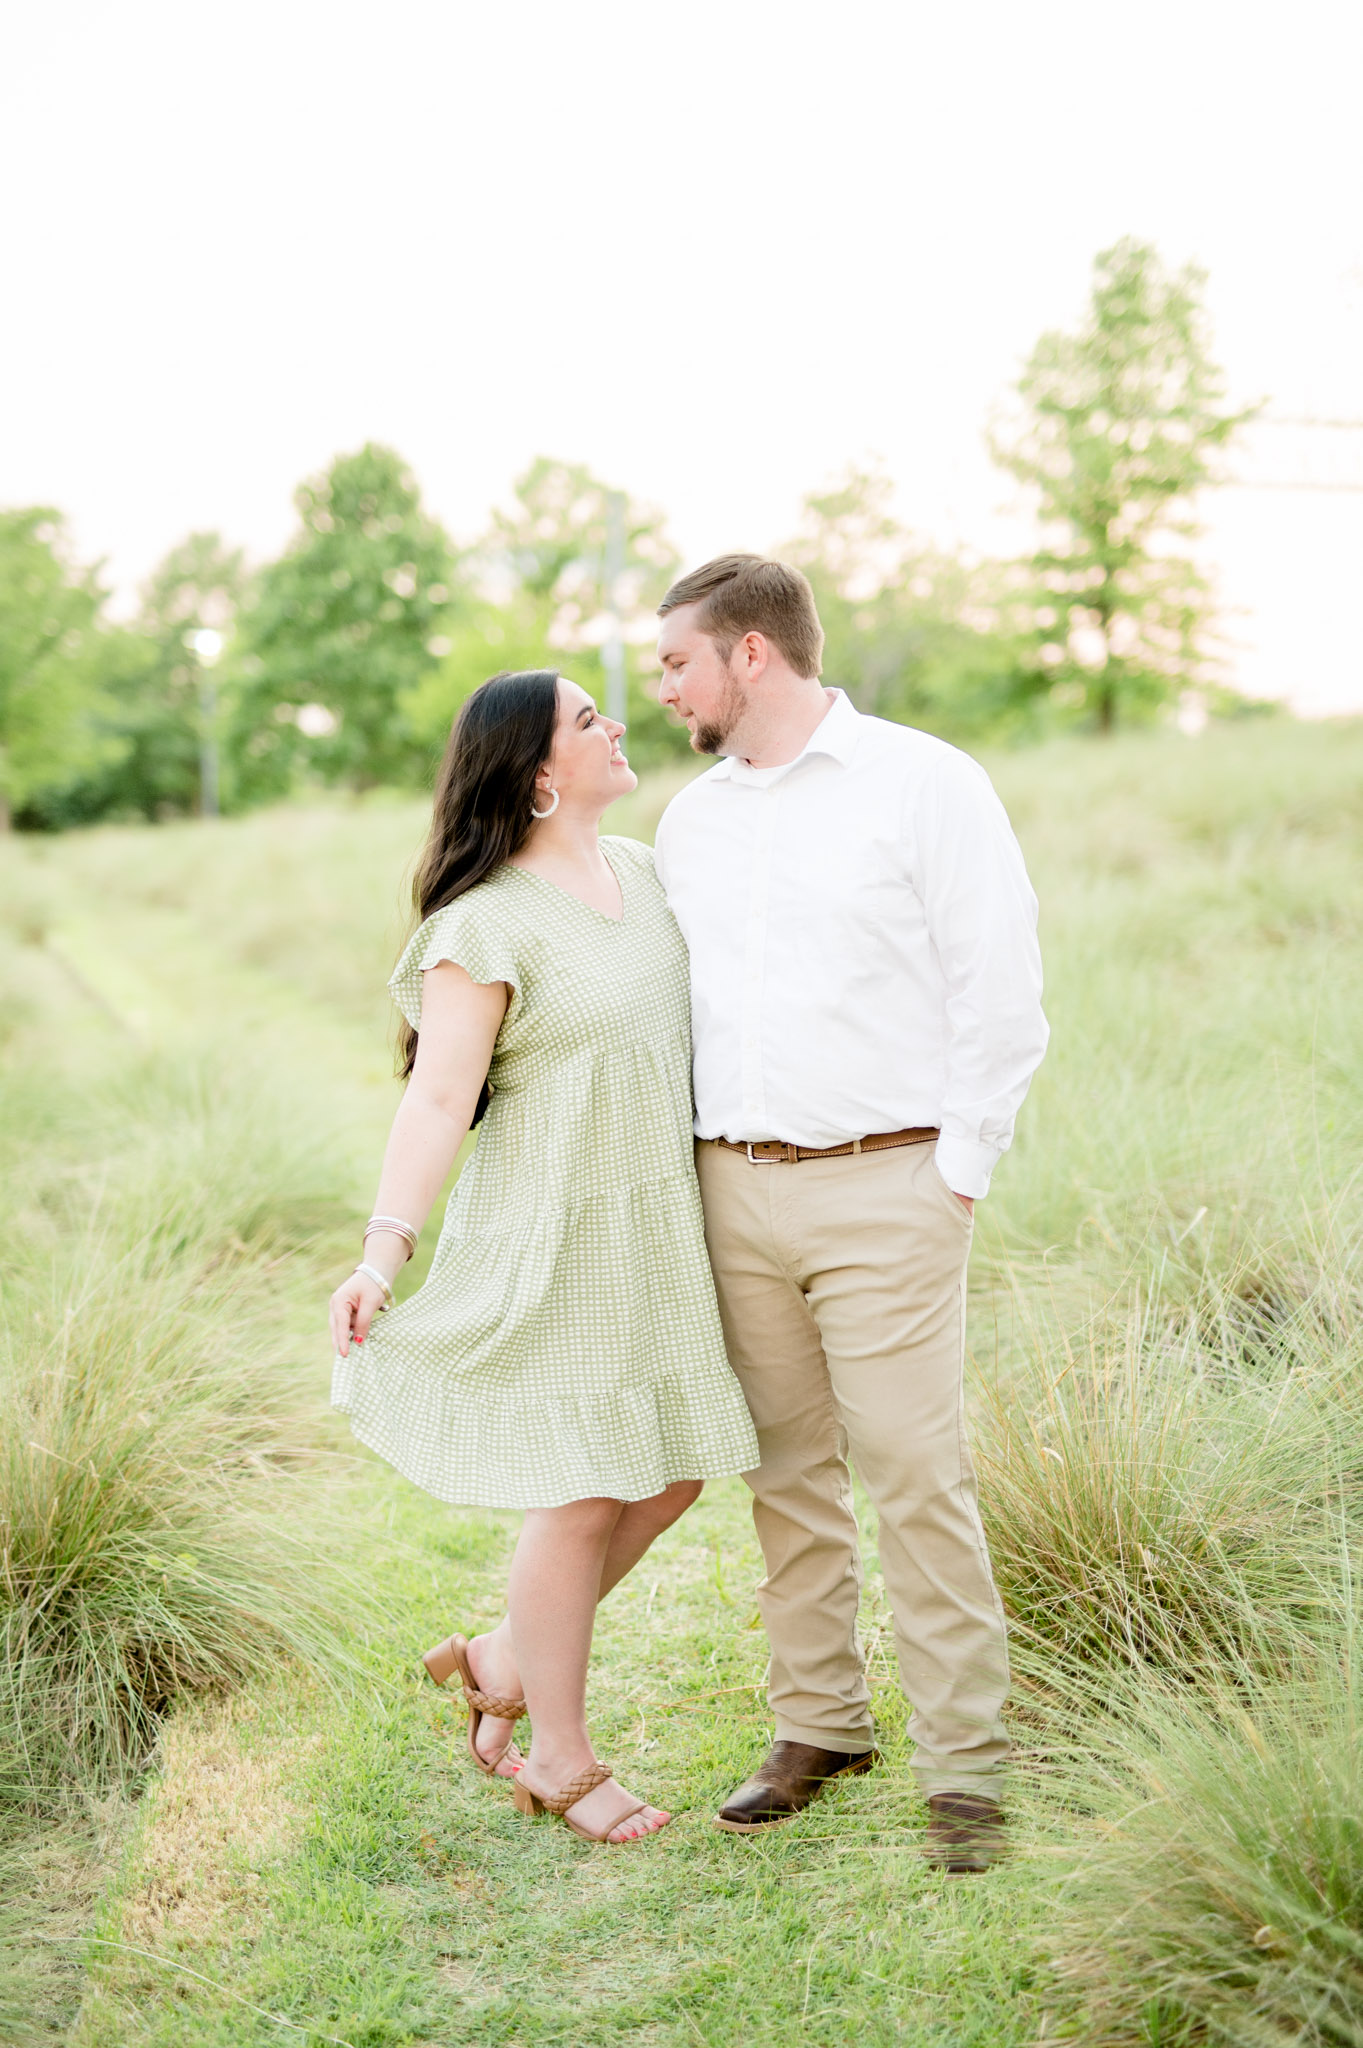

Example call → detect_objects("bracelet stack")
364 1214 419 1262
353 1216 418 1312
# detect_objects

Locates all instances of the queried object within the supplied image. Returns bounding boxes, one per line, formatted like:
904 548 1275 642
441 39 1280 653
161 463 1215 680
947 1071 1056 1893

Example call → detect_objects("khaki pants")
696 1137 1010 1798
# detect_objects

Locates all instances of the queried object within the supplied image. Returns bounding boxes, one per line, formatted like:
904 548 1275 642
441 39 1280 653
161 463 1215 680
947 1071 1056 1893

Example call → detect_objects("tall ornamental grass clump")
977 1249 1353 1689
0 1054 361 1803
1 1248 335 1796
1046 1621 1363 2046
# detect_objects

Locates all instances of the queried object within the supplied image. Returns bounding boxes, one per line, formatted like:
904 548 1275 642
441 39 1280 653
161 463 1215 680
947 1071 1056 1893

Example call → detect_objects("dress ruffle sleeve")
387 899 524 1034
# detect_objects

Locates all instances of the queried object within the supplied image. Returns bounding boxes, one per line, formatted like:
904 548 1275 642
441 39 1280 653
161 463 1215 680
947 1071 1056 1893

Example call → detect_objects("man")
652 555 1048 1874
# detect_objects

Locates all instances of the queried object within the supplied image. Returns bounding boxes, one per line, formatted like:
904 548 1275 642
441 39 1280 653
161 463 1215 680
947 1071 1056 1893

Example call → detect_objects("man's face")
656 604 746 755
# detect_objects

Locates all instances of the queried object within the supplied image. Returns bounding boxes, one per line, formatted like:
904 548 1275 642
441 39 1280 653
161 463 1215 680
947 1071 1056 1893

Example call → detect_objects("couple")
330 554 1048 1866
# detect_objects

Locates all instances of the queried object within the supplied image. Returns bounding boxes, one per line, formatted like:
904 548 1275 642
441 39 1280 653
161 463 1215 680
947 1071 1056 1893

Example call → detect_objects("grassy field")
1 716 1361 2046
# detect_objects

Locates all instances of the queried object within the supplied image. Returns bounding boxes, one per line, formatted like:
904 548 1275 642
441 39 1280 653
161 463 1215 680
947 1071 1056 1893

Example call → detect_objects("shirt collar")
709 689 861 783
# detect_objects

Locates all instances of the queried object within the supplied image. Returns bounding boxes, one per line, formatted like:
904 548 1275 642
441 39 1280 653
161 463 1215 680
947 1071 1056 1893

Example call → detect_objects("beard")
690 669 747 756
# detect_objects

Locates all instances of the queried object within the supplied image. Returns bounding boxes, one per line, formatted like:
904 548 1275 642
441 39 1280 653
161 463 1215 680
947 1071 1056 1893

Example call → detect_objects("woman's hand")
330 1270 390 1355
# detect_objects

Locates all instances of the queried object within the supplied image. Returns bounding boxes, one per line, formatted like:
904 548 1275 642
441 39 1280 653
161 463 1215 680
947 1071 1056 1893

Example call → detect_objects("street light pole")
190 627 223 819
602 490 626 727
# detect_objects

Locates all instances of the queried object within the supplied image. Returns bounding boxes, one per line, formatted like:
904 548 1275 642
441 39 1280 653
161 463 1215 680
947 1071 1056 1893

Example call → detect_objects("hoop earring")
530 787 560 820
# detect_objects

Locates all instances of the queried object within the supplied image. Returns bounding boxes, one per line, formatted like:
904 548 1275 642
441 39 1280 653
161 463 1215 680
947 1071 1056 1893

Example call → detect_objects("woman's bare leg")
508 1496 670 1841
464 1481 702 1775
599 1479 704 1599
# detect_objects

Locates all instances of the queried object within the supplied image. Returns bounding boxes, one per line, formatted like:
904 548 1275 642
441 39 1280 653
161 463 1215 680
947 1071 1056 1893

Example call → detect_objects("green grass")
0 1039 372 1804
1 713 1360 2044
1042 1605 1363 2046
979 1319 1340 1687
70 1478 1053 2048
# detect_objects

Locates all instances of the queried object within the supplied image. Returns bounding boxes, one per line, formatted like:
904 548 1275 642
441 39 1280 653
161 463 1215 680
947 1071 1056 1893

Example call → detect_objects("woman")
329 669 758 1845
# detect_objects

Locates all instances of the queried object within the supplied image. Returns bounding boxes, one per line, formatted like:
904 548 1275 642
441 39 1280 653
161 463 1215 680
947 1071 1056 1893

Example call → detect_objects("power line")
1229 480 1363 493
1229 414 1363 493
1256 416 1363 431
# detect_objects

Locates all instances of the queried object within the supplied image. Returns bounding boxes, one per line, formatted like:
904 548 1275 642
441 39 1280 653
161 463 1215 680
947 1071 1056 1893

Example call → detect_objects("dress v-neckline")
506 841 626 925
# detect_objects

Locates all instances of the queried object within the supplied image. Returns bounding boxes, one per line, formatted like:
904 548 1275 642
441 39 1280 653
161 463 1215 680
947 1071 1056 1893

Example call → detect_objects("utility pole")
602 490 627 727
190 627 223 818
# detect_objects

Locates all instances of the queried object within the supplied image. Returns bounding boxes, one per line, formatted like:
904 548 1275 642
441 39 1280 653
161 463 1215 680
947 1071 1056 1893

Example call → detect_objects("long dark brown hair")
397 669 560 1103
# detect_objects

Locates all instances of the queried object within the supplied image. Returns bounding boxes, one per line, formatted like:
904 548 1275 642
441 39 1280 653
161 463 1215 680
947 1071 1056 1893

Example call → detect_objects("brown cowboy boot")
714 1741 877 1833
925 1793 1006 1874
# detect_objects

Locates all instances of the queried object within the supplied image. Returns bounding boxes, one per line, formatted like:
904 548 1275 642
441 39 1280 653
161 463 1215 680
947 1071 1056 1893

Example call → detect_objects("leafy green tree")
33 533 247 826
994 237 1254 732
489 458 678 636
784 469 1029 742
231 444 457 796
0 510 120 828
399 594 569 757
404 458 691 772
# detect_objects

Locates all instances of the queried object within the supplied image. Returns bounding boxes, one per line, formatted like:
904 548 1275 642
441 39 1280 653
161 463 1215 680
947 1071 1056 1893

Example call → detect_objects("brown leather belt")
707 1127 939 1165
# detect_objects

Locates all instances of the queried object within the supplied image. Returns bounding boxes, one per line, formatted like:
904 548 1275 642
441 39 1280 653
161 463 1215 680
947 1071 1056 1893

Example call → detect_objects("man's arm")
912 753 1049 1200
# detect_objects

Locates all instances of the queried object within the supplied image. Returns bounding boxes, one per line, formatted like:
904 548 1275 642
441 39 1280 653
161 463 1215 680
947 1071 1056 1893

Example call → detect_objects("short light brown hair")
658 553 824 679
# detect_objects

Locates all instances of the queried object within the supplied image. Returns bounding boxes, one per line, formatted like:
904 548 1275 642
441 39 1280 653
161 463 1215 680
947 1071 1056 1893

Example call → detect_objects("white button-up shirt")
653 690 1048 1198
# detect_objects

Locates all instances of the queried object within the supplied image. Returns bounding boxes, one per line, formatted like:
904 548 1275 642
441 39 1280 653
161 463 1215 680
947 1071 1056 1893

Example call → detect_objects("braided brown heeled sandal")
422 1633 526 1778
511 1760 658 1843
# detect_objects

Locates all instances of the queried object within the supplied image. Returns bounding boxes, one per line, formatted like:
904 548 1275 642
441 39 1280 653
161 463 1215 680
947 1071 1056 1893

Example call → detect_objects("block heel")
421 1632 527 1779
511 1777 545 1818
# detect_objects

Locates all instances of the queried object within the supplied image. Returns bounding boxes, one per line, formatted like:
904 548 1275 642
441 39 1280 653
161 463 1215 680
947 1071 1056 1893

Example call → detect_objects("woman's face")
535 677 637 812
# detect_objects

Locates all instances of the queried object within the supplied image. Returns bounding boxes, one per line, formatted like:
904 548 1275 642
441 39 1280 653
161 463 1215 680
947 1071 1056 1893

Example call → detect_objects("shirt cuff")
933 1135 1000 1200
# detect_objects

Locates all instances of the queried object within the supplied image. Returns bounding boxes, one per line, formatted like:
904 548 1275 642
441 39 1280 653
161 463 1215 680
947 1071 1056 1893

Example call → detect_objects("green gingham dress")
331 836 759 1510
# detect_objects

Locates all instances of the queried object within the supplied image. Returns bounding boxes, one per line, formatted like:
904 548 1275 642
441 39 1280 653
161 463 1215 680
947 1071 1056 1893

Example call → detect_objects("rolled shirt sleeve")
910 754 1049 1198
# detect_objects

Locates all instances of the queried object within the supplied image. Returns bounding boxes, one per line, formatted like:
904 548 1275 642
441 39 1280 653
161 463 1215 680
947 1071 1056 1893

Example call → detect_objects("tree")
994 237 1254 732
231 444 457 796
50 534 248 826
404 459 692 773
488 457 678 635
0 510 120 829
13 533 249 829
784 469 1029 742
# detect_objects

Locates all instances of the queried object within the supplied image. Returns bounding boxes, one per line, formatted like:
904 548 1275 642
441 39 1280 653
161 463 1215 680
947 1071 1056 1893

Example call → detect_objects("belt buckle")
745 1141 784 1164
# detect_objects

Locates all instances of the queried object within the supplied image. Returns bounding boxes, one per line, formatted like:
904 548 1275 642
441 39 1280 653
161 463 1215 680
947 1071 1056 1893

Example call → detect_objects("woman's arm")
328 962 509 1354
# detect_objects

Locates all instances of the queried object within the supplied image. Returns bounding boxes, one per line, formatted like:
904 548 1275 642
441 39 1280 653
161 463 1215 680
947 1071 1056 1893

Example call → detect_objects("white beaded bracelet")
354 1260 395 1306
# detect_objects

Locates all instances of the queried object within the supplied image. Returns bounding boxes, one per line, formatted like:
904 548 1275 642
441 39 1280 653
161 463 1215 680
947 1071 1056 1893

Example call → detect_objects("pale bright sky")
3 0 1361 713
